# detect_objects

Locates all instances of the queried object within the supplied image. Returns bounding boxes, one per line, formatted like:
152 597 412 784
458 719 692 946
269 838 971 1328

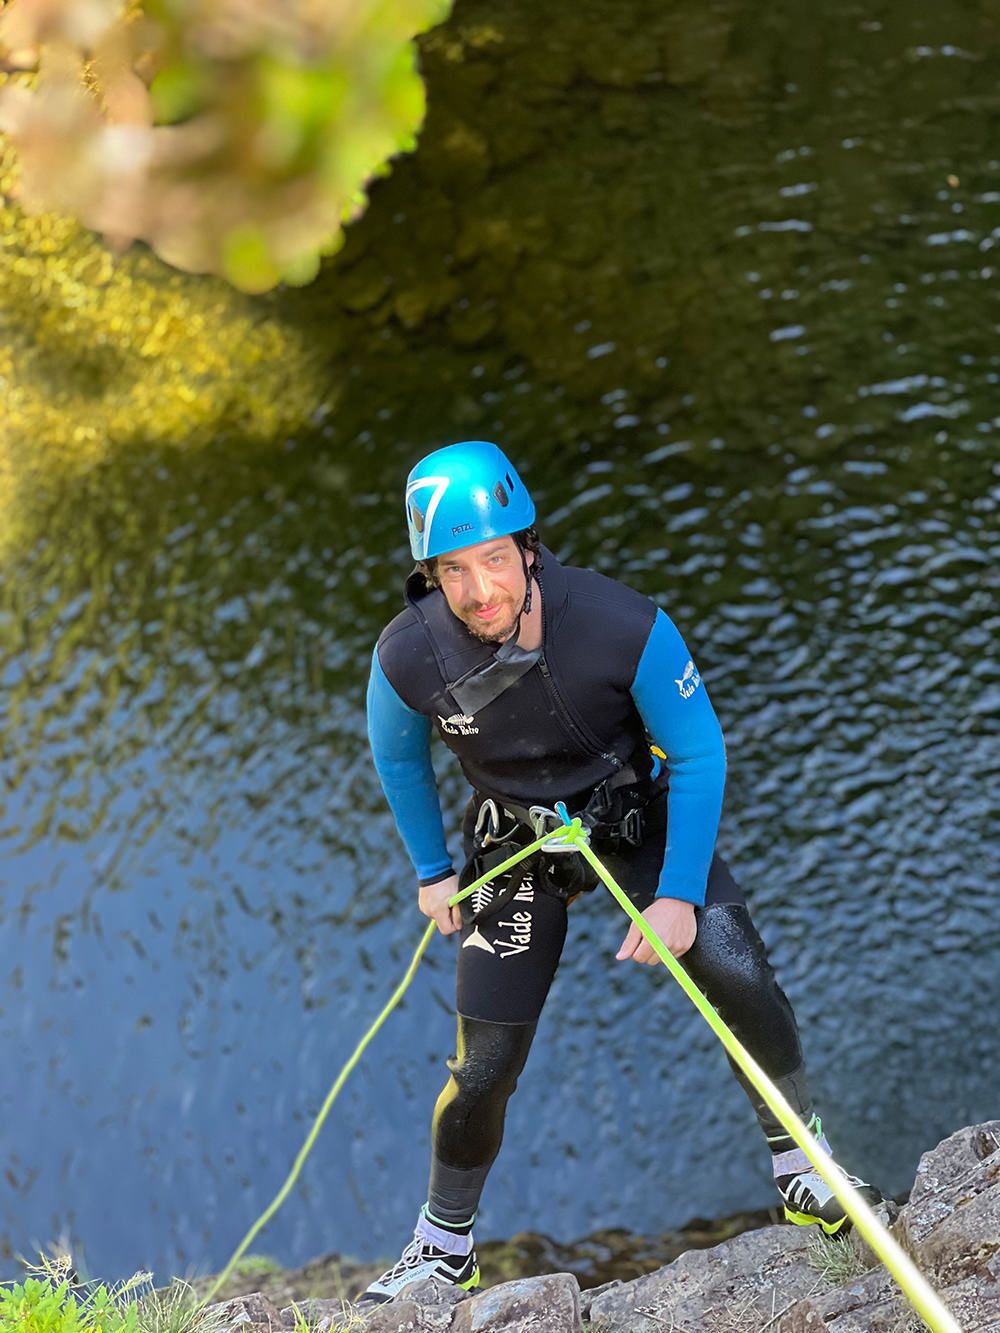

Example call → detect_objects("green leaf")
150 62 205 125
222 225 282 294
281 249 321 287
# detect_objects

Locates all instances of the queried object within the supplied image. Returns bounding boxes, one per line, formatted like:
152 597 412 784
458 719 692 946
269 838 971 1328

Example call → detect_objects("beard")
459 595 522 644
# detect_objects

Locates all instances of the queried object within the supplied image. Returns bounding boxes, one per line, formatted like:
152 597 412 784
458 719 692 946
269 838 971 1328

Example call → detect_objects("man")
363 440 880 1303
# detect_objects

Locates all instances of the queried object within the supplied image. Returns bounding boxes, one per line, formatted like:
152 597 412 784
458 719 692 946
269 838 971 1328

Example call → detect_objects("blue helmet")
405 441 535 561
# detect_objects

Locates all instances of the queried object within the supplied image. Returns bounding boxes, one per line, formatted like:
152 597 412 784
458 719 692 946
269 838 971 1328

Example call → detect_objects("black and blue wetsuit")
369 547 726 903
367 548 813 1225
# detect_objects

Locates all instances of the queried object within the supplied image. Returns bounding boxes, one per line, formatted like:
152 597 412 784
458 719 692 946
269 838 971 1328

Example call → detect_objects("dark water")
1 0 998 1287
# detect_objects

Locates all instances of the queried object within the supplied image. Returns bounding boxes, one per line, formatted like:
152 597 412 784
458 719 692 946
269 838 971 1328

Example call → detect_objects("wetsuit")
367 548 812 1223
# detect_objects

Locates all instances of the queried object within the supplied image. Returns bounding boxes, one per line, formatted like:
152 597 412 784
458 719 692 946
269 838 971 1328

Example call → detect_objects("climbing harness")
458 760 661 916
196 810 960 1333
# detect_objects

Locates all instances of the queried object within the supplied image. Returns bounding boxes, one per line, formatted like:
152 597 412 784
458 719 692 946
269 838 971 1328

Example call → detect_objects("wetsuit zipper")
536 572 622 770
537 655 623 770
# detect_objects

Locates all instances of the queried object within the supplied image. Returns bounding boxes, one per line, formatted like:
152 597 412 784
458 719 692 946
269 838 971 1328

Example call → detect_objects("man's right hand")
418 874 463 935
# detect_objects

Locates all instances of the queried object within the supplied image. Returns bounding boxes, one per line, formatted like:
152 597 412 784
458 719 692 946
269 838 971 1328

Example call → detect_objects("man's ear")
524 548 535 567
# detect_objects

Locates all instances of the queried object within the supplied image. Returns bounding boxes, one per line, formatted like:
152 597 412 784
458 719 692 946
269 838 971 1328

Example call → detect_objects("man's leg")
425 1015 537 1226
361 855 568 1302
682 856 882 1233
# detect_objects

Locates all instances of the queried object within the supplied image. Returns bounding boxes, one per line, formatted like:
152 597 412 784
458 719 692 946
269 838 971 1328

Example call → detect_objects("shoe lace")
384 1236 441 1283
782 1168 869 1207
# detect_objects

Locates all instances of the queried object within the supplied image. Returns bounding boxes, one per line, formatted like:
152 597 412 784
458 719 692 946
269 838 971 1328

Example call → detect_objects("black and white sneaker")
360 1214 480 1305
777 1165 884 1236
773 1117 884 1236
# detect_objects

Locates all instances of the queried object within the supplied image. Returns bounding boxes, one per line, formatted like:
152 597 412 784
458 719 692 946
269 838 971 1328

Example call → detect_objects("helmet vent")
493 481 509 507
410 500 425 533
505 472 514 489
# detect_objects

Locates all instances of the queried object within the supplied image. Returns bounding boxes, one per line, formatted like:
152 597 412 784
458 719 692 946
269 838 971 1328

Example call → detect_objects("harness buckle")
528 805 579 854
474 798 502 847
620 806 644 848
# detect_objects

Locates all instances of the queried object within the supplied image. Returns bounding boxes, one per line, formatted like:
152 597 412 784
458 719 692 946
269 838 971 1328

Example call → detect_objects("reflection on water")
1 0 997 1287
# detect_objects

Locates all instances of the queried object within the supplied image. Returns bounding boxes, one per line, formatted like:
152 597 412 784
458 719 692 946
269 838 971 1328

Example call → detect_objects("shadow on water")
0 0 997 1287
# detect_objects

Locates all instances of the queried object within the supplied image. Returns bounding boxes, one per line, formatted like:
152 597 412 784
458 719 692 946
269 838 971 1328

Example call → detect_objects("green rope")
545 812 959 1333
197 816 959 1332
195 831 555 1310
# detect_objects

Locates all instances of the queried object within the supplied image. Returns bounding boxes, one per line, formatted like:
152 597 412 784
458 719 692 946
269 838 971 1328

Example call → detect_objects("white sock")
415 1210 474 1256
773 1133 833 1179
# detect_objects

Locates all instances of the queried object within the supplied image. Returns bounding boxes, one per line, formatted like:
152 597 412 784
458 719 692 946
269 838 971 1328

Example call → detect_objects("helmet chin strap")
520 545 534 617
498 544 535 651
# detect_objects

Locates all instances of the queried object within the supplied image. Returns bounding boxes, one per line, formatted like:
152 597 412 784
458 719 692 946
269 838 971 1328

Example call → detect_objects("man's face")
436 536 532 644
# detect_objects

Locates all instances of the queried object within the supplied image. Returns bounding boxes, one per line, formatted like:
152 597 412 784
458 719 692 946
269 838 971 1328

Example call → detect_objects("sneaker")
773 1109 885 1231
360 1214 480 1305
777 1166 884 1236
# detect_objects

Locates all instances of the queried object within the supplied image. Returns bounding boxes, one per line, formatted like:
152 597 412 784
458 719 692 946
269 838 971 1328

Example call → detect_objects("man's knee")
684 904 802 1070
441 1015 536 1108
684 904 776 999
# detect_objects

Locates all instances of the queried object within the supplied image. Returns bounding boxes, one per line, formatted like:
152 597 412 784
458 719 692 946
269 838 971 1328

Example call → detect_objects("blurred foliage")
0 201 333 552
0 0 452 291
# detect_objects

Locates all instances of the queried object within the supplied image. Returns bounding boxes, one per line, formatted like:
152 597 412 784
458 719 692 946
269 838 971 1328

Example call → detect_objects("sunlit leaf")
149 60 203 124
222 222 280 293
0 0 455 291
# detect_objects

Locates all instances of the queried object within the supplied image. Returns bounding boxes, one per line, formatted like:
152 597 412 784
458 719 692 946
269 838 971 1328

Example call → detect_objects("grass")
228 1256 283 1282
804 1231 871 1287
0 1255 223 1333
285 1298 369 1333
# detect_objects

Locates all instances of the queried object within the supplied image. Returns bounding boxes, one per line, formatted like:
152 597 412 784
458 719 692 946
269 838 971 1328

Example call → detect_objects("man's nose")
468 567 494 603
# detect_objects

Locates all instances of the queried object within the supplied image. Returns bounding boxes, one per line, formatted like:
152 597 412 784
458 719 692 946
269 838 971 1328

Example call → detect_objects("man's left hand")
616 897 697 965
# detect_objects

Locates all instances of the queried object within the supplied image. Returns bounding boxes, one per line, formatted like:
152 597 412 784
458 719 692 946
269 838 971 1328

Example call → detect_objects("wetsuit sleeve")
630 610 726 906
366 648 454 885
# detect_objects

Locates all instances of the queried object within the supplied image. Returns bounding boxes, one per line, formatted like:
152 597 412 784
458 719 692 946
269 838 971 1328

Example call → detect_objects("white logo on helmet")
406 475 450 560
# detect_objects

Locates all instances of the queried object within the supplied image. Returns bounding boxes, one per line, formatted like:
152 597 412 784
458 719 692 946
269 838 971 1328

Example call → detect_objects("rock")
450 1272 581 1332
399 1278 472 1310
578 1278 621 1321
203 1290 291 1330
848 1198 901 1272
588 1226 817 1331
280 1297 349 1323
927 1271 1000 1330
776 1267 897 1331
351 1281 470 1332
280 1297 374 1331
779 1270 1000 1333
895 1120 1000 1285
777 1122 1000 1330
256 1124 999 1333
361 1297 423 1331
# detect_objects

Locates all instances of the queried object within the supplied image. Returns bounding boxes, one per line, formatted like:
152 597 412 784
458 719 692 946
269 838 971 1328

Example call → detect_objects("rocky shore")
200 1123 999 1332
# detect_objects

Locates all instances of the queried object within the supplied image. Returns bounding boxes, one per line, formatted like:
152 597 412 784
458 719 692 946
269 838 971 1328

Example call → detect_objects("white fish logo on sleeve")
438 712 480 735
675 659 702 699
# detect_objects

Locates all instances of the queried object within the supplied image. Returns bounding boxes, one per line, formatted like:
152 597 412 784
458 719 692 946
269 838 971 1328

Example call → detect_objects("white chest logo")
675 660 702 699
439 712 480 736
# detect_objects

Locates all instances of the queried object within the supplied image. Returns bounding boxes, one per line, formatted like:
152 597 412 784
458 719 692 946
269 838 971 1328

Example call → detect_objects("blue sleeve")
630 610 726 906
366 648 453 885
